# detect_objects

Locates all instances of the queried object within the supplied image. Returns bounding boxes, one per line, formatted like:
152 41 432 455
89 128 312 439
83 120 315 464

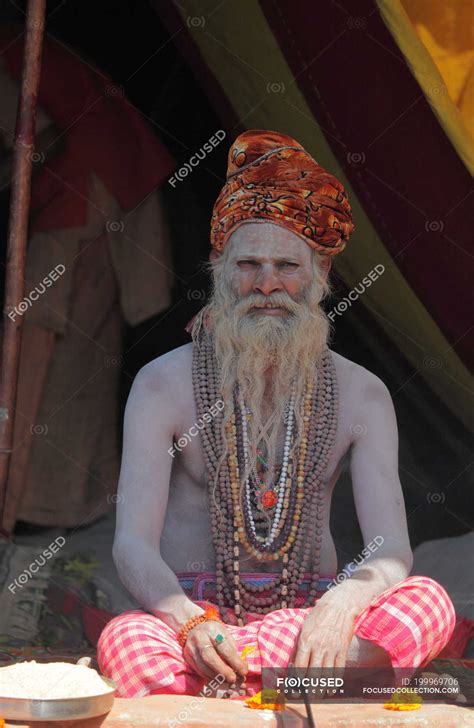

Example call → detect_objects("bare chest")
161 373 355 574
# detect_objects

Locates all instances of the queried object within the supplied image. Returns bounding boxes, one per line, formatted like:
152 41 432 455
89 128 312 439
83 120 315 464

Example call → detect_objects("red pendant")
261 490 278 509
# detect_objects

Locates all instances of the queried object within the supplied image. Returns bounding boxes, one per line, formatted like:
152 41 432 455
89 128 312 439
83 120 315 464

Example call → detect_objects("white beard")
192 261 331 481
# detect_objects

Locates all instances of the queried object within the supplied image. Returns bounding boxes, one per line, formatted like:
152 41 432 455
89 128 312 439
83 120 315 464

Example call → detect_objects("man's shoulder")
132 343 194 397
329 349 391 401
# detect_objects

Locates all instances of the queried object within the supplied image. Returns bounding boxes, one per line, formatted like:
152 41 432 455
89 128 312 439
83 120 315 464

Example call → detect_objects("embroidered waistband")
176 571 336 603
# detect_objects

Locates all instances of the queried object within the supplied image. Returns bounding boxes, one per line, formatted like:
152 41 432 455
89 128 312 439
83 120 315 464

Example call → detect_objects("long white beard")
192 259 331 483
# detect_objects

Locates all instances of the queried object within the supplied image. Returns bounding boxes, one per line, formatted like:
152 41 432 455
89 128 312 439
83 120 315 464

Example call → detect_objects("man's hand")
290 599 357 672
183 621 248 685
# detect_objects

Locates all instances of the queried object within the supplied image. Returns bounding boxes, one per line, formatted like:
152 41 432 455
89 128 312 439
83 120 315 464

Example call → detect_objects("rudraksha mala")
176 603 222 647
192 329 338 626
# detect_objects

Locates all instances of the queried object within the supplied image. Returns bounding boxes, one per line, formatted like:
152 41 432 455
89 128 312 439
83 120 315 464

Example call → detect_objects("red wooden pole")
0 0 47 537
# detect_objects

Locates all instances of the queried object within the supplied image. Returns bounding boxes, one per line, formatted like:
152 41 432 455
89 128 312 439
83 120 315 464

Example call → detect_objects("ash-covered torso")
160 341 356 582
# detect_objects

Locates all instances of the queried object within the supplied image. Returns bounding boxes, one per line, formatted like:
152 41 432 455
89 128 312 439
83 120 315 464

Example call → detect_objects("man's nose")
253 265 283 296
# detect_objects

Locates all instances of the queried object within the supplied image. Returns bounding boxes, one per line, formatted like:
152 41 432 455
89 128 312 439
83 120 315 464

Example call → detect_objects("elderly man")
98 131 455 698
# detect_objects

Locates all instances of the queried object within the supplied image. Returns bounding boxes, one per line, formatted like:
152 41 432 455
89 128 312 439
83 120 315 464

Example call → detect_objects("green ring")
214 633 225 645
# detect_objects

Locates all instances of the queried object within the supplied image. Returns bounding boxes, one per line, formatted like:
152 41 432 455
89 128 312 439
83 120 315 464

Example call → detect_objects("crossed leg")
97 575 455 697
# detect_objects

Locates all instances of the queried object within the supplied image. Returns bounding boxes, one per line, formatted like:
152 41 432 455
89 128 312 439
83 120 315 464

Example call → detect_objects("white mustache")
252 303 287 310
239 294 301 314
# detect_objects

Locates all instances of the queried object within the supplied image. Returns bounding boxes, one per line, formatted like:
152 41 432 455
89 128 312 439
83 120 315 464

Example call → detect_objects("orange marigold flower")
245 689 285 711
384 687 422 711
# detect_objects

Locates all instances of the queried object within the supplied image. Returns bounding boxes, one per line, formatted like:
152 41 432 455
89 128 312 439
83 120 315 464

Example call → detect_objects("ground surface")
4 695 474 727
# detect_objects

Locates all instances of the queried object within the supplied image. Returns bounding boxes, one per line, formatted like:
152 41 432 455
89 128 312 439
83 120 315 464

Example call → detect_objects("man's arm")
322 368 413 613
112 359 204 632
291 368 414 670
112 358 248 684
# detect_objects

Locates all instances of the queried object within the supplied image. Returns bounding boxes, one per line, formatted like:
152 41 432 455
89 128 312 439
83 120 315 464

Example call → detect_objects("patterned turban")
211 130 355 256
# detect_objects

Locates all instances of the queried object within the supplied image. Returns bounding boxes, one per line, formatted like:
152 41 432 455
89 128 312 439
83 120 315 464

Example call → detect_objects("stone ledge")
4 695 474 727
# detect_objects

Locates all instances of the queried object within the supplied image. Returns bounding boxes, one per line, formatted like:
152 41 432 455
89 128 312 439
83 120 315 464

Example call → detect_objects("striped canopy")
157 0 473 430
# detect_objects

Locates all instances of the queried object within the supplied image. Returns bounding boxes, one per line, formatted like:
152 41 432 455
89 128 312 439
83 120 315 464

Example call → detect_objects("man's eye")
279 262 298 269
238 260 258 267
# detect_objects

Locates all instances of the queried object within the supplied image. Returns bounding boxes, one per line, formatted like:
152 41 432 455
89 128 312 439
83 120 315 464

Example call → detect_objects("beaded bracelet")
176 603 222 648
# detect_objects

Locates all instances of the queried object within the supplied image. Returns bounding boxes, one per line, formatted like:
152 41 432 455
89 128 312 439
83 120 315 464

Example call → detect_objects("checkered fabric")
353 575 456 668
97 575 455 698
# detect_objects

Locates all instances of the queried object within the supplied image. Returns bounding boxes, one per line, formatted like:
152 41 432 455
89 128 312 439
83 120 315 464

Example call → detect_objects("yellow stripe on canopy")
176 0 473 428
377 0 474 173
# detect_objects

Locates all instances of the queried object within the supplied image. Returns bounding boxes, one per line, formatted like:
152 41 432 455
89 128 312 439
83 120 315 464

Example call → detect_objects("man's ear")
318 254 332 280
209 249 221 263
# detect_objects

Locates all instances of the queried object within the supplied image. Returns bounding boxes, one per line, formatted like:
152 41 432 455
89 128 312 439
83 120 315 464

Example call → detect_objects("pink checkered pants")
97 575 455 698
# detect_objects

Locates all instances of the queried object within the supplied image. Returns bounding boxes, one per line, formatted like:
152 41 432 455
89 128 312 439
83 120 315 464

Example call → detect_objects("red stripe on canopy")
260 0 473 368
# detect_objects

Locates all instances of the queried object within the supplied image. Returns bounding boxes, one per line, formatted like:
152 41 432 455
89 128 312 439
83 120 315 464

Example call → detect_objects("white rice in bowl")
0 661 113 699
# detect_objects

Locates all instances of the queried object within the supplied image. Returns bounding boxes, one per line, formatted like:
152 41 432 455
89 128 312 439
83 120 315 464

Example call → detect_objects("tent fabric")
157 0 473 431
260 0 472 364
399 0 474 142
378 0 473 174
0 22 175 233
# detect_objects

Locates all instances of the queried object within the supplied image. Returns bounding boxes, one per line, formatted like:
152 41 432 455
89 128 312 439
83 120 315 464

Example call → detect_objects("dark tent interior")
0 0 472 707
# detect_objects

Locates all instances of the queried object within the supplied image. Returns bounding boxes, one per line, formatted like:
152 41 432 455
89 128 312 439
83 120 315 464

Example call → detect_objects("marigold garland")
245 689 286 711
383 687 422 711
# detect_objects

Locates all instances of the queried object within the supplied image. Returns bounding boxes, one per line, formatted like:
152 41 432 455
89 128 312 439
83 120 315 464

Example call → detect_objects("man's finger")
323 652 335 700
293 643 312 672
308 641 327 668
313 651 330 700
215 639 248 677
321 650 334 669
287 644 297 674
185 647 215 681
199 644 237 684
193 652 222 681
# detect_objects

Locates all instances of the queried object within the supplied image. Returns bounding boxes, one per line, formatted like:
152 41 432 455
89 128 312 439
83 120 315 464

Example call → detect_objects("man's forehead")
227 222 311 261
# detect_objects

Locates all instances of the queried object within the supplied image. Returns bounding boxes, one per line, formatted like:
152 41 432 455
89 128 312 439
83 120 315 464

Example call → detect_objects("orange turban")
211 130 355 256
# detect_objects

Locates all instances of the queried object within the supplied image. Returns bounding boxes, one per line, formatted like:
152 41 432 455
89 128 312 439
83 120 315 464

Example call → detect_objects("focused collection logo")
276 676 344 693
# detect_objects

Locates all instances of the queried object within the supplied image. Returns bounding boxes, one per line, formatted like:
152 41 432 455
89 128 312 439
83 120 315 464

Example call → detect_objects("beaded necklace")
237 382 296 545
192 330 338 626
